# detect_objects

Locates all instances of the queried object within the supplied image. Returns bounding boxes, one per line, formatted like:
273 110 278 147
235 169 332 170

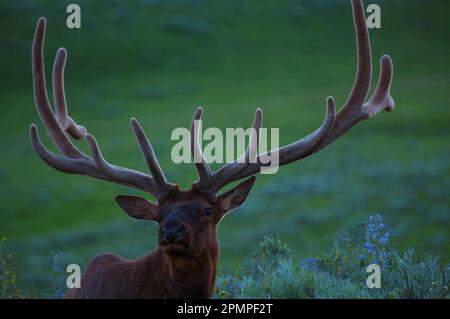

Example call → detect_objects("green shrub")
215 215 449 299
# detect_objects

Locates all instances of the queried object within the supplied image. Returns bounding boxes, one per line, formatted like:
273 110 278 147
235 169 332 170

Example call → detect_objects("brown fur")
68 248 217 299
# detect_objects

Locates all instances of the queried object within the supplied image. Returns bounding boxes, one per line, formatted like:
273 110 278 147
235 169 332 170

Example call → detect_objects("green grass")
0 0 449 295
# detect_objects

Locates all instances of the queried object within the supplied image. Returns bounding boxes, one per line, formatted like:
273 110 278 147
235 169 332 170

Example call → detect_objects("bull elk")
30 0 394 298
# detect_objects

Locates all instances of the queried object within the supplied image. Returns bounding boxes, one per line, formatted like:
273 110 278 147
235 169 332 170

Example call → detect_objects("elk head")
30 0 394 261
113 176 255 258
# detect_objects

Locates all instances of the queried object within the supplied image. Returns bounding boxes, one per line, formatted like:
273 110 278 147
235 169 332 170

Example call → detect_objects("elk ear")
115 195 159 221
217 177 256 214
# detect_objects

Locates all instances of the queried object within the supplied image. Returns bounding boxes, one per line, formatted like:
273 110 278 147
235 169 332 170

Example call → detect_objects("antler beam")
192 0 394 194
30 18 174 199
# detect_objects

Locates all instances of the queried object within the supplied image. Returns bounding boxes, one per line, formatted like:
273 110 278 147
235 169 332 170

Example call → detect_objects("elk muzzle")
160 223 186 244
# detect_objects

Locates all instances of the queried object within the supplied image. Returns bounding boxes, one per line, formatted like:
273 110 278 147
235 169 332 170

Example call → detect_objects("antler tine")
223 98 335 186
191 107 212 189
32 18 84 158
208 108 263 193
85 134 159 194
241 108 263 165
53 47 87 139
30 124 102 176
130 118 174 192
362 55 395 117
268 97 335 166
342 0 372 112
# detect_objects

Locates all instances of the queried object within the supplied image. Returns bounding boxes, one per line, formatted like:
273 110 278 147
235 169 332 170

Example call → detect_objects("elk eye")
203 208 214 217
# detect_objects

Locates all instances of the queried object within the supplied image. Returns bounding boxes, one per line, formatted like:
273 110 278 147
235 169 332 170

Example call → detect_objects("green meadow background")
0 0 449 296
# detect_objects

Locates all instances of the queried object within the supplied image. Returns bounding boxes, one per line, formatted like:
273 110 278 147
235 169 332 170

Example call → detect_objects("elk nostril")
176 225 186 237
164 232 177 242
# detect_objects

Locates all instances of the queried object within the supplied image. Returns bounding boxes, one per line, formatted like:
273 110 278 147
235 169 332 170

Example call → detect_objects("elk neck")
143 243 219 298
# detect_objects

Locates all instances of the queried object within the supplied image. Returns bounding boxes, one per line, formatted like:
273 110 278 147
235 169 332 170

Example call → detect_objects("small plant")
250 235 291 266
0 237 22 299
215 274 244 299
359 213 392 267
46 250 66 299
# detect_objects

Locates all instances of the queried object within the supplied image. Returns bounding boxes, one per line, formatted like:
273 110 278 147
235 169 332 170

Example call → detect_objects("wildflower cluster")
359 214 392 267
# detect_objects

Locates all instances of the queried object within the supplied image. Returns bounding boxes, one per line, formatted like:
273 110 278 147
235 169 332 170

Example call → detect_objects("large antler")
30 18 175 199
191 0 394 194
